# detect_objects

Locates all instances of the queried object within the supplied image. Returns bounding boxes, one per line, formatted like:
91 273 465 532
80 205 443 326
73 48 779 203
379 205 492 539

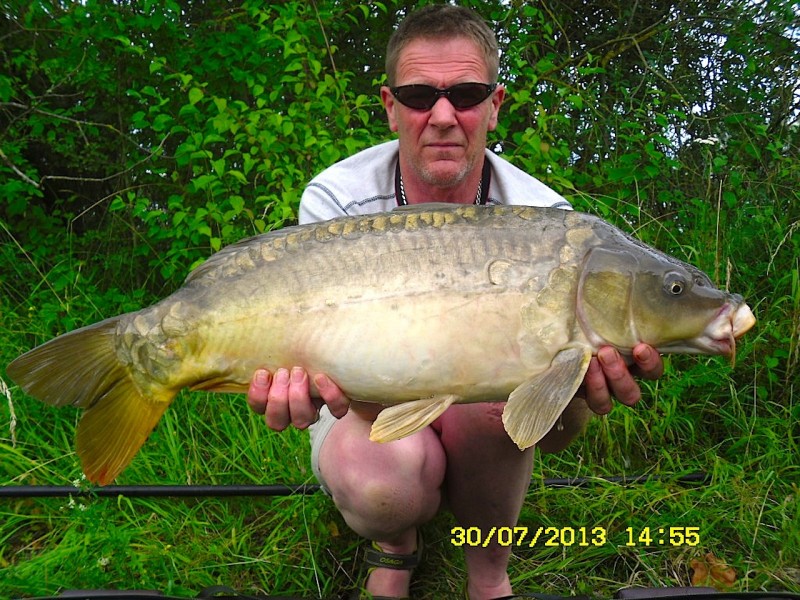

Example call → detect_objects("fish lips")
664 300 756 362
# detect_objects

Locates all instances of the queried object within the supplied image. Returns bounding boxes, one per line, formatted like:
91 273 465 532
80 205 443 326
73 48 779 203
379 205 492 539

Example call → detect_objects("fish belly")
192 288 542 405
292 291 538 404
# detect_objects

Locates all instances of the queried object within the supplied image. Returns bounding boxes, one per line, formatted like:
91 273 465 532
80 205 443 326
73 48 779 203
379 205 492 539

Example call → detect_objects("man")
246 6 663 599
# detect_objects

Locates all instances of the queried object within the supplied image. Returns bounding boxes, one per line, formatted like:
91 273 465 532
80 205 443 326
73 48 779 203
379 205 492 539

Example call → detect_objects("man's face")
381 37 504 191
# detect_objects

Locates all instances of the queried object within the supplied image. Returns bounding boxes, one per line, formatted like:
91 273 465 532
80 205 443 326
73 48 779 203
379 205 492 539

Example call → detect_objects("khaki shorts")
308 405 337 493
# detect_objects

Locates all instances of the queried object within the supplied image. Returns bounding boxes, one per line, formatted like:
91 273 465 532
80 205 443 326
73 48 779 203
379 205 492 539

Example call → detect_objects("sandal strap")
364 542 420 570
364 532 423 571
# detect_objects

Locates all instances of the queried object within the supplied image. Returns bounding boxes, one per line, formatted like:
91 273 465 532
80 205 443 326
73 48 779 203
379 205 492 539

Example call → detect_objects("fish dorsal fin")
369 394 459 443
502 346 592 450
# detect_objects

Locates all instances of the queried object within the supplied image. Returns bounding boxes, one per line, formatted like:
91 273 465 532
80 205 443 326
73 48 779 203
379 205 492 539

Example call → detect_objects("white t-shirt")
298 140 570 225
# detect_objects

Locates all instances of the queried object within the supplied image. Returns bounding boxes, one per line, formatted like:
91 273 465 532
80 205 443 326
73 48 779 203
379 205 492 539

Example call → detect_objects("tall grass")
1 201 798 599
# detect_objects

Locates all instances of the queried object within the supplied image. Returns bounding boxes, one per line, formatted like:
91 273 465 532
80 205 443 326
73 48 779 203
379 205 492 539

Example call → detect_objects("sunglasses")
390 83 498 110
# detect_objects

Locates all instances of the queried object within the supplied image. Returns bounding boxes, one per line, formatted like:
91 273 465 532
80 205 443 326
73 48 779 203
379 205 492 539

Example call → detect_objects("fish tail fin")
76 376 172 486
7 317 175 485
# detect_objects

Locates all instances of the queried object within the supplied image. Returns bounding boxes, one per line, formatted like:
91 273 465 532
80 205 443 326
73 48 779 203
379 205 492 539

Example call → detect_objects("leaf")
0 75 12 102
188 87 203 105
109 196 126 212
151 113 172 132
211 158 225 177
213 97 228 113
227 170 248 185
689 553 737 589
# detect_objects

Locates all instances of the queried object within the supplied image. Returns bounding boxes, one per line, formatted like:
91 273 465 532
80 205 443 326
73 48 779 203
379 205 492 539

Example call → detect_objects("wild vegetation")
1 0 798 598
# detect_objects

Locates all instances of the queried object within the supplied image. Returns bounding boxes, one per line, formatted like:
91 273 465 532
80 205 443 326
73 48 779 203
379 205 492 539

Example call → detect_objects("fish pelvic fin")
369 394 459 443
6 317 176 485
502 346 592 450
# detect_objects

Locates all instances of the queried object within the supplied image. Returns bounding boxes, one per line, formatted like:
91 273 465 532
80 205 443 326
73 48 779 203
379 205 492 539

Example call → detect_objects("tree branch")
0 146 40 189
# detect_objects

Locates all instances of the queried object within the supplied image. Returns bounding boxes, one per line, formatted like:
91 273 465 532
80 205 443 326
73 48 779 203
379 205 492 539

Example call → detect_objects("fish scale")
6 204 755 484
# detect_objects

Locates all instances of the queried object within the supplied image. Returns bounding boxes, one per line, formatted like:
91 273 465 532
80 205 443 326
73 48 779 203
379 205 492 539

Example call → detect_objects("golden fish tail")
6 317 175 485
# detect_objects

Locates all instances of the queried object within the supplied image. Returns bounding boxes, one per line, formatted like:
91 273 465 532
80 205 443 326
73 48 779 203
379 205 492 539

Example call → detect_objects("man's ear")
488 84 505 131
380 86 399 132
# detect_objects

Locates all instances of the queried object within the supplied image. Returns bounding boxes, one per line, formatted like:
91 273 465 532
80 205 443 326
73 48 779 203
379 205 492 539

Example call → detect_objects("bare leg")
318 408 446 597
317 398 590 599
435 403 533 600
435 397 592 600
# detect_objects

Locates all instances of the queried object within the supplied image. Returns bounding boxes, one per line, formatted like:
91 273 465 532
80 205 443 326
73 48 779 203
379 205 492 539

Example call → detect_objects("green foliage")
1 0 386 299
1 0 799 597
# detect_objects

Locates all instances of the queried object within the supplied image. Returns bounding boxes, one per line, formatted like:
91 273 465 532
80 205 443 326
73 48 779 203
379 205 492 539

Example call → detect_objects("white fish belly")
274 290 543 404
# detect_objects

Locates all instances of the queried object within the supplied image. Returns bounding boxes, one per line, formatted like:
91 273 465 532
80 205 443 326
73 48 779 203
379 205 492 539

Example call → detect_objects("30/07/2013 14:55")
450 525 701 548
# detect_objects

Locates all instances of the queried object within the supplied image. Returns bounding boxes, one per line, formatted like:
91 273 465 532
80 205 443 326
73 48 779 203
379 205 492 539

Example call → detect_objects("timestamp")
449 525 701 548
625 526 701 547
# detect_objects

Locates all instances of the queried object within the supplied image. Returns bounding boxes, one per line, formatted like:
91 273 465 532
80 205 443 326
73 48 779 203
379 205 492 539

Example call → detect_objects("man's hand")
584 343 664 415
246 367 350 431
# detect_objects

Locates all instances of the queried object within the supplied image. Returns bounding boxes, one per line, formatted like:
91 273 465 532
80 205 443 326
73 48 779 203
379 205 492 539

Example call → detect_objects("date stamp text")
450 526 700 548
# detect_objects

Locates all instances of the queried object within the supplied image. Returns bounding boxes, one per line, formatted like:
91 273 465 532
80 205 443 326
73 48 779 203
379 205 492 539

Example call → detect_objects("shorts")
308 404 337 494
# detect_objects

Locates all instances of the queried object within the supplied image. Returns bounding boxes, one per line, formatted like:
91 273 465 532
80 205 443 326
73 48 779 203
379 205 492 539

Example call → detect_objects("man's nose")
428 96 459 126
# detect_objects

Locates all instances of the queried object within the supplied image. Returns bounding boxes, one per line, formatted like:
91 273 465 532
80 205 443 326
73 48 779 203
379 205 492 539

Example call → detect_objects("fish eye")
664 272 687 296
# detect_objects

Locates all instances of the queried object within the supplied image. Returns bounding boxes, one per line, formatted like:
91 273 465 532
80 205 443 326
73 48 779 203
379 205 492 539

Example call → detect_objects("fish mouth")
696 302 756 363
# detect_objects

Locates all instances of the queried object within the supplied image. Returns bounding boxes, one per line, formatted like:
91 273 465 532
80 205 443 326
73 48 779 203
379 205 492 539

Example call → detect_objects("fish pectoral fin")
502 346 592 450
369 394 459 443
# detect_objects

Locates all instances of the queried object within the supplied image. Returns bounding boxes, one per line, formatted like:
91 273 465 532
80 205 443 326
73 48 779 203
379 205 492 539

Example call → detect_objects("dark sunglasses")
390 82 498 110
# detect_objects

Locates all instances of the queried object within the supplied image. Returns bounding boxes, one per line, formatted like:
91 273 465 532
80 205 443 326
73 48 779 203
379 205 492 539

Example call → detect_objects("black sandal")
351 533 424 600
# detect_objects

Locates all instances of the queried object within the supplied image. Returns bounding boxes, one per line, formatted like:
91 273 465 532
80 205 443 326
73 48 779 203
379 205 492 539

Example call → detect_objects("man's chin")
420 162 470 188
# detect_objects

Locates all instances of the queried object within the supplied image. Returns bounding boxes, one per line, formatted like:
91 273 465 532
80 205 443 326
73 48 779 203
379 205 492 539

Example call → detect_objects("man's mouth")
424 142 464 156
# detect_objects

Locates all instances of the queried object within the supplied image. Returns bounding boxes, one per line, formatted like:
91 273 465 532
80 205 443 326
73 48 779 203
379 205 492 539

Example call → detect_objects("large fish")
7 204 755 485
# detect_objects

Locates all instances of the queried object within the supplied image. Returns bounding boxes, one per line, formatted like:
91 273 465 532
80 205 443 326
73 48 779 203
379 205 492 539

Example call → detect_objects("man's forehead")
395 37 490 83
